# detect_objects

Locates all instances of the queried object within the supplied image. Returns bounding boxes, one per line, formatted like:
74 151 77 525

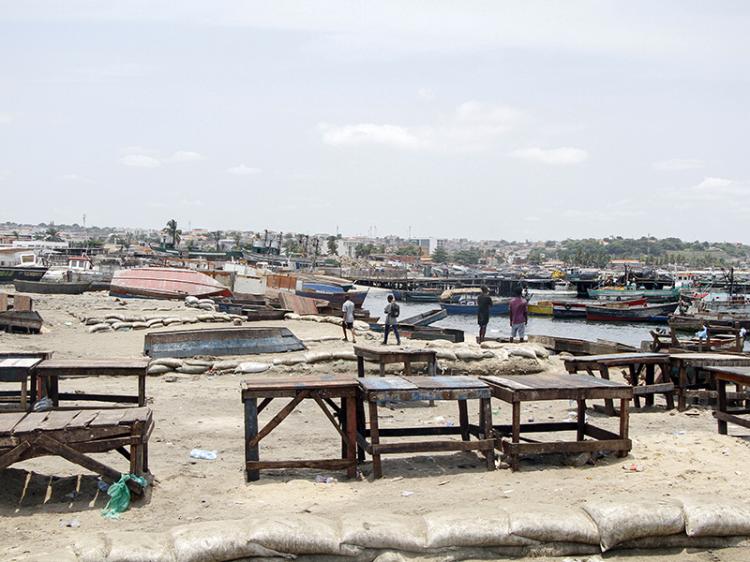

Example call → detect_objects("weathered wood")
145 327 305 358
247 459 354 471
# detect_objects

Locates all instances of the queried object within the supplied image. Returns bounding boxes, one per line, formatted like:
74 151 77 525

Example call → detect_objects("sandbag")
162 317 183 326
508 347 538 360
354 320 370 331
508 506 599 545
146 319 165 328
331 351 357 361
583 500 685 551
104 531 174 562
197 314 215 322
185 359 214 367
341 512 426 551
245 514 344 555
185 296 199 306
682 498 750 537
212 360 240 371
434 349 457 361
304 352 333 364
146 364 172 375
274 355 306 366
424 509 533 548
235 362 271 374
425 339 454 348
131 322 149 330
171 519 283 562
178 364 209 375
479 341 505 349
88 323 111 333
198 298 215 306
84 317 104 325
111 322 133 331
285 313 301 320
528 344 550 359
455 349 486 361
151 358 184 369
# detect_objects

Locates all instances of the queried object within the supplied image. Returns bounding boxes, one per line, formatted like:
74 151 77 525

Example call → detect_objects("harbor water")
363 287 660 348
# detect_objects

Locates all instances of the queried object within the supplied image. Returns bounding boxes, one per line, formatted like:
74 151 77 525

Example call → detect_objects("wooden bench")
705 366 750 435
669 353 750 410
0 407 153 494
354 346 437 378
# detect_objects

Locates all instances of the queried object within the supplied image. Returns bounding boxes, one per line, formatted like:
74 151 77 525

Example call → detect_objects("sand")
1 291 750 561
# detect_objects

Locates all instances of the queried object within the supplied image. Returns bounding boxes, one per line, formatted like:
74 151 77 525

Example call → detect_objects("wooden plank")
246 459 353 471
88 410 127 427
482 373 630 391
11 412 50 435
567 352 667 363
359 376 416 391
0 412 28 435
241 374 358 392
116 407 152 426
66 410 100 429
38 410 82 431
406 376 487 390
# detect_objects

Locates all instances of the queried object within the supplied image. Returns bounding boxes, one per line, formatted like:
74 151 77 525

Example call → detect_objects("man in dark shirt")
509 286 528 342
476 285 492 343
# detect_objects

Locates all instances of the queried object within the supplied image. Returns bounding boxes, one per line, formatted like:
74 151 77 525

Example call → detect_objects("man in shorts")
342 294 356 343
509 286 528 342
476 285 492 343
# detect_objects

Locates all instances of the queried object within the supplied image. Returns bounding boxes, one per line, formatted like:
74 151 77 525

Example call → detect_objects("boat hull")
0 267 48 283
110 268 232 300
13 280 91 294
441 302 509 315
400 308 448 326
369 323 464 343
586 302 679 323
295 289 368 308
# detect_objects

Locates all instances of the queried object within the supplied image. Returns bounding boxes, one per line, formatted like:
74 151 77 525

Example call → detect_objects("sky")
1 1 749 242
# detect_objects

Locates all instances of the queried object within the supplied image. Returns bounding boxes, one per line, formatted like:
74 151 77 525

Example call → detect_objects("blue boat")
440 297 510 315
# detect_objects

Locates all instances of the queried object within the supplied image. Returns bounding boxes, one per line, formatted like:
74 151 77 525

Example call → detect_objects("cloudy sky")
1 1 749 241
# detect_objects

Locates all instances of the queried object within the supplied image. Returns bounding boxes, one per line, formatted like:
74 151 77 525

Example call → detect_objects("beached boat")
295 284 368 308
400 308 448 326
441 296 510 315
393 289 442 302
585 301 679 323
110 268 232 300
528 334 637 355
13 279 91 294
368 323 464 343
0 266 48 284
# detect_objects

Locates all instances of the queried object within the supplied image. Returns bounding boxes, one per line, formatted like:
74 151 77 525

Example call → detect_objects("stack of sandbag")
185 296 218 311
84 311 243 333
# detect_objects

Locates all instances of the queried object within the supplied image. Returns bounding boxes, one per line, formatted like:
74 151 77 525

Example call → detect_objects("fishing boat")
527 300 553 316
368 323 464 343
0 266 48 284
295 283 368 308
13 279 91 294
110 268 232 299
551 301 589 319
392 289 442 302
400 308 448 326
587 286 679 302
440 295 510 315
585 301 679 323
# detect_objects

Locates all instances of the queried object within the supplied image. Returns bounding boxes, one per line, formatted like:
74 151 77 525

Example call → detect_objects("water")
362 287 660 347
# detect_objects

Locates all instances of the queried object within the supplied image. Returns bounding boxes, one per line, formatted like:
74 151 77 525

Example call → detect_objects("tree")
231 231 242 248
44 227 62 242
396 245 420 256
527 248 544 265
326 235 339 256
211 231 223 251
163 219 181 247
452 248 481 265
283 238 301 256
432 247 449 263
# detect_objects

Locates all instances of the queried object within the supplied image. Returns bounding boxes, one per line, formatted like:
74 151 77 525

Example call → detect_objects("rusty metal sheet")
144 326 306 358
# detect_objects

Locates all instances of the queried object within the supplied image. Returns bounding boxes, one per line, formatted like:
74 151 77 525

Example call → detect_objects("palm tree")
163 219 181 248
211 231 223 251
44 227 62 242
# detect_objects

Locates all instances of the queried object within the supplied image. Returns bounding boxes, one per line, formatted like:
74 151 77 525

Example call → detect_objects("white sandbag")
84 317 104 325
583 500 685 551
183 317 199 324
285 313 301 320
275 355 306 366
491 349 510 361
171 519 283 562
214 313 232 322
185 359 214 367
146 318 165 328
112 321 133 331
508 506 599 545
178 364 209 375
212 360 240 371
235 362 271 374
162 317 183 326
304 352 333 364
682 498 750 537
104 531 175 562
104 314 125 322
146 364 172 375
198 298 215 306
88 323 112 333
198 303 216 311
354 320 370 331
425 339 454 348
331 351 357 361
131 322 149 330
435 349 457 361
151 358 184 369
508 347 538 360
184 296 199 306
480 341 505 349
425 509 533 548
245 514 344 555
455 349 486 361
197 314 215 322
528 344 550 359
341 512 426 551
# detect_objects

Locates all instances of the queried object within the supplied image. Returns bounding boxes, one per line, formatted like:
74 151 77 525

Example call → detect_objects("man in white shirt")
342 294 356 343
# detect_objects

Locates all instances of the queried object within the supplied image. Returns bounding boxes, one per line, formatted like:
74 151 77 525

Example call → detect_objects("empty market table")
668 353 750 410
564 352 673 414
241 374 359 481
480 373 633 471
704 366 750 435
357 375 495 478
0 356 44 410
354 345 437 378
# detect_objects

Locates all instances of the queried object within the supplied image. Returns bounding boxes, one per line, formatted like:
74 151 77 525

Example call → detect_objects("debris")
62 518 80 528
622 463 645 472
190 449 218 460
401 490 414 497
314 475 337 484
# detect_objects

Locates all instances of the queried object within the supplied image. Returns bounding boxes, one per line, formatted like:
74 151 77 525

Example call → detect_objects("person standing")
477 285 492 343
383 294 401 345
341 294 356 343
509 286 528 342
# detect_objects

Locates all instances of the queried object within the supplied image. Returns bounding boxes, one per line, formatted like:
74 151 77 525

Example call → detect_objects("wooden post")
368 399 382 479
576 400 586 441
678 364 688 411
617 398 629 458
717 378 728 435
645 363 655 407
138 374 146 407
598 365 617 415
244 397 259 481
458 399 469 441
345 396 358 478
356 391 366 462
357 356 365 378
481 397 495 470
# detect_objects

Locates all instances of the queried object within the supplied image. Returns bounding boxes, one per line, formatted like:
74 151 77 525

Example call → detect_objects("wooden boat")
144 326 305 358
552 298 647 319
668 313 750 332
400 308 447 326
393 289 442 303
0 266 48 284
368 323 464 343
295 285 368 308
216 301 290 321
585 301 679 323
110 268 232 300
588 286 679 302
13 280 91 294
441 296 509 315
527 300 553 316
528 334 636 355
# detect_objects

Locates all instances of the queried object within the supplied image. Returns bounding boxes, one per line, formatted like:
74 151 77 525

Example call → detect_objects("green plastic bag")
101 474 148 519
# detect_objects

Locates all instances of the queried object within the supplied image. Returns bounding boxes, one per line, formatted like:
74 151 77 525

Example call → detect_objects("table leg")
511 401 521 471
629 365 640 408
428 358 437 376
404 360 411 376
51 376 60 407
20 380 27 411
717 378 728 435
357 356 365 378
138 374 146 407
244 398 259 482
345 396 357 478
599 366 617 416
678 365 687 411
379 362 386 377
617 398 629 458
577 400 586 441
481 398 495 470
356 391 366 462
458 399 469 441
645 364 655 407
661 362 675 410
368 400 382 479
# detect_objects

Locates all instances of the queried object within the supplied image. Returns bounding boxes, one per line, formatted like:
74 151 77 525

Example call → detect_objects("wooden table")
354 346 437 378
241 374 358 481
705 366 750 435
357 375 495 478
480 373 633 471
0 357 44 410
35 359 150 408
669 353 750 410
564 352 673 414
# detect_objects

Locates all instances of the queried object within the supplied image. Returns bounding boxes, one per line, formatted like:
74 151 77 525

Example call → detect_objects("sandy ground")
1 291 750 561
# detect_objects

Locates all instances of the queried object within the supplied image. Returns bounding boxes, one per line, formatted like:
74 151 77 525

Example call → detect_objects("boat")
392 289 443 302
144 326 305 358
527 300 553 316
109 268 232 300
295 284 369 308
668 312 750 332
528 334 636 355
400 308 447 326
552 298 648 319
0 266 48 284
588 286 680 302
368 323 464 343
440 296 510 315
216 301 290 321
13 280 91 294
585 301 679 323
